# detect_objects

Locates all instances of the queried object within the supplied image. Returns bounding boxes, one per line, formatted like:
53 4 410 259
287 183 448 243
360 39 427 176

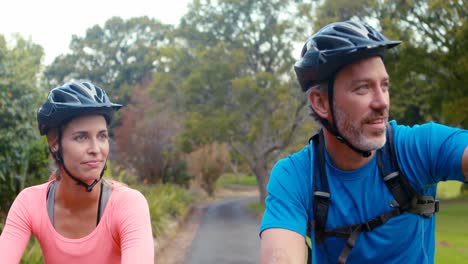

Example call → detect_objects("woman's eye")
74 135 87 141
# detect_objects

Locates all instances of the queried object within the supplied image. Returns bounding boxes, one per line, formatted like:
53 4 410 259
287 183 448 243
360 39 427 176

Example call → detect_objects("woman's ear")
46 128 59 152
50 144 59 152
308 88 329 119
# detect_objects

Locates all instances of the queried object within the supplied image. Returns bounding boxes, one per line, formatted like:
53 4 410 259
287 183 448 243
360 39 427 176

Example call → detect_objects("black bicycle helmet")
38 81 122 135
294 20 401 91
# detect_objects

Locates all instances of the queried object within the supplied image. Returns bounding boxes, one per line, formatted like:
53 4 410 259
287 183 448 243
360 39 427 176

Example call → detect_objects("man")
259 20 468 263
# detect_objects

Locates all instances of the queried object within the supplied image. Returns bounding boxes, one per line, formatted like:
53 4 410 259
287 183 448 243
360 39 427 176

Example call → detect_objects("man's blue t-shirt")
260 121 468 263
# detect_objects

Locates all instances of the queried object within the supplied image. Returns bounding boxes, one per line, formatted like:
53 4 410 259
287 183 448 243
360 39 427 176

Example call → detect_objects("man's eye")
356 85 368 91
382 82 391 90
99 133 108 140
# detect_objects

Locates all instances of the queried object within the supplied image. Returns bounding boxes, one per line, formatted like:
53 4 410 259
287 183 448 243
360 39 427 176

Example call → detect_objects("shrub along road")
185 196 260 264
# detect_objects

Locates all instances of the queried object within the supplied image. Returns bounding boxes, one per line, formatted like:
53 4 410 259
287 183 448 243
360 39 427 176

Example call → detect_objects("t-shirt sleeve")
393 121 468 187
0 189 33 263
259 151 312 238
114 189 154 264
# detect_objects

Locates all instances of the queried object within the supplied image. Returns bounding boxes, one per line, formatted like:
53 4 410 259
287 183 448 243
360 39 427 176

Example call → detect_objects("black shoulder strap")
377 124 414 211
313 130 330 243
306 130 330 264
378 124 439 217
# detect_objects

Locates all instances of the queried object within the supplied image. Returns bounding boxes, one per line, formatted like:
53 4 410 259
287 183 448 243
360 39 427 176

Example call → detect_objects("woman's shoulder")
105 180 147 203
19 181 52 198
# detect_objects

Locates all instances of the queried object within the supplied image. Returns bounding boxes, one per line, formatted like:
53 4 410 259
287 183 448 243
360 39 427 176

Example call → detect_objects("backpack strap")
377 124 439 217
313 130 331 243
306 131 330 264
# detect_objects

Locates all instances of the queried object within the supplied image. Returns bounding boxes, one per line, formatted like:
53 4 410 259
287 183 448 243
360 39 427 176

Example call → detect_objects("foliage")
217 173 258 187
247 200 266 220
0 34 47 213
187 143 230 196
114 85 187 185
20 237 43 264
163 160 192 188
44 16 174 105
135 183 194 238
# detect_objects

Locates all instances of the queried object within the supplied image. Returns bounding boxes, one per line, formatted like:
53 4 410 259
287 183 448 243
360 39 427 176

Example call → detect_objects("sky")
0 0 191 65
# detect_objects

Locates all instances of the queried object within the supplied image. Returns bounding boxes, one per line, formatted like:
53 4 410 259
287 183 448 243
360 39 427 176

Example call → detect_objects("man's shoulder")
389 120 460 133
274 145 310 170
268 146 312 187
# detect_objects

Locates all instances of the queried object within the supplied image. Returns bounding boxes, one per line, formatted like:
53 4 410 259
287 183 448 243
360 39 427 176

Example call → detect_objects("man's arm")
260 228 307 264
462 146 468 181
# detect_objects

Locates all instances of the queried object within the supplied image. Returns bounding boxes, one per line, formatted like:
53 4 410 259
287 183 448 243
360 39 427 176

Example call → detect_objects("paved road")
185 196 260 264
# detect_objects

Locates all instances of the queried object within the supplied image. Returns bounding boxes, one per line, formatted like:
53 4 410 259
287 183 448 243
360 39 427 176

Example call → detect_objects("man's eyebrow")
349 77 390 85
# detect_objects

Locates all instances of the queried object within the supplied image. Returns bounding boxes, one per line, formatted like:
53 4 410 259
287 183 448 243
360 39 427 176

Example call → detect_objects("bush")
0 138 49 216
134 183 195 238
187 143 230 196
162 160 192 188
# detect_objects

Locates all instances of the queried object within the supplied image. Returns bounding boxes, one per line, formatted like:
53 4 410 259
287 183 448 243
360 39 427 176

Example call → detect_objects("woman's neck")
54 174 101 211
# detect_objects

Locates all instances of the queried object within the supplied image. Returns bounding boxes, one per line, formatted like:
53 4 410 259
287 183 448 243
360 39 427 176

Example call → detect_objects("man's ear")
308 89 329 119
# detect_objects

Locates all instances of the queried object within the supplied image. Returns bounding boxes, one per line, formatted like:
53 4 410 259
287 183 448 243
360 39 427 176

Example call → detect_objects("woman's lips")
82 160 102 168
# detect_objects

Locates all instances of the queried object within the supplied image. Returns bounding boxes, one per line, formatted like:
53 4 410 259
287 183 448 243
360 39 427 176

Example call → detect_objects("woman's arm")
0 190 33 263
116 188 154 264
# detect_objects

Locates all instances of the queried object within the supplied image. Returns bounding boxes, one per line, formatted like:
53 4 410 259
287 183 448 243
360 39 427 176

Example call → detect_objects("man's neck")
323 129 375 171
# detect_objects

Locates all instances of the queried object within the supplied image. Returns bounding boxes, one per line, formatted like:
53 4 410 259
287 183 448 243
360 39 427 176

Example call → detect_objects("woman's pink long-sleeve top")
0 181 154 263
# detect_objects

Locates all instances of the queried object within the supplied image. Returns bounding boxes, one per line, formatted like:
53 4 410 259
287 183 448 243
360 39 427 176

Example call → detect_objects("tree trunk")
251 160 269 205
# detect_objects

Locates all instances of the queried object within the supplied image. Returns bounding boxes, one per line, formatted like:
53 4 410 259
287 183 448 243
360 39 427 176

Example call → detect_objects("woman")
0 81 154 263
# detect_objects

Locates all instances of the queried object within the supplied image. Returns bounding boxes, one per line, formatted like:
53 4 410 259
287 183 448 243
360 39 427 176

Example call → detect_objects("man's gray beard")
334 107 387 151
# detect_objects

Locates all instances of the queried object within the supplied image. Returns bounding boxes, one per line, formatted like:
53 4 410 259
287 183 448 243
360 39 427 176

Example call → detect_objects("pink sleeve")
115 189 154 264
0 189 34 263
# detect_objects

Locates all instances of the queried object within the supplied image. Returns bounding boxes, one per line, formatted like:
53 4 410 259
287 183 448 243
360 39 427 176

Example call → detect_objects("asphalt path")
185 196 260 264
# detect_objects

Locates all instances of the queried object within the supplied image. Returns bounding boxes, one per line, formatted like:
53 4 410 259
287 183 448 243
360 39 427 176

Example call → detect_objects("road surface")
185 196 260 264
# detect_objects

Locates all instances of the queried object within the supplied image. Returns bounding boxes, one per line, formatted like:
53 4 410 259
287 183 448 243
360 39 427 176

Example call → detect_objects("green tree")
44 16 174 104
0 34 48 214
175 0 314 203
